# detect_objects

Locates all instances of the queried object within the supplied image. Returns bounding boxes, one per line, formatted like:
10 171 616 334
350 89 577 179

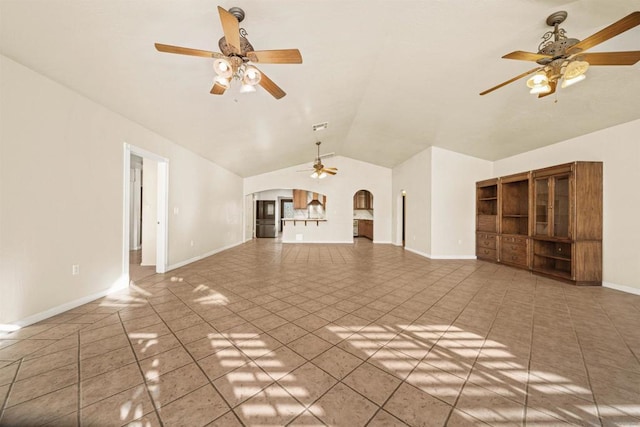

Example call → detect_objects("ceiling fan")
480 11 640 98
154 6 302 99
299 142 338 179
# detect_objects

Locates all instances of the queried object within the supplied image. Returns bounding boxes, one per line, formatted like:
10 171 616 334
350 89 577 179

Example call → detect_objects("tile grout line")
76 331 82 427
145 286 245 426
561 285 605 427
116 310 165 427
441 276 512 426
520 277 538 427
592 293 640 368
0 358 23 422
362 263 488 426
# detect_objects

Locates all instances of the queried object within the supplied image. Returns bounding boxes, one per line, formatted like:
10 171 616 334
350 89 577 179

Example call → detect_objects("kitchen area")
253 189 328 239
353 189 374 240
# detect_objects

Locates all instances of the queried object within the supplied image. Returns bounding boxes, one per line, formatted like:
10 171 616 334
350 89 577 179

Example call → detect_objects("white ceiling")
1 0 639 177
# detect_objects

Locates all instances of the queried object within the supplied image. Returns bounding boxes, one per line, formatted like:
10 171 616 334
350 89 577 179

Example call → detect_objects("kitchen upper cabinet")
293 189 307 209
354 190 373 210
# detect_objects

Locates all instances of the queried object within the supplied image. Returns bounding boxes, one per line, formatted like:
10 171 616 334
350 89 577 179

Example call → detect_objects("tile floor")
1 239 639 426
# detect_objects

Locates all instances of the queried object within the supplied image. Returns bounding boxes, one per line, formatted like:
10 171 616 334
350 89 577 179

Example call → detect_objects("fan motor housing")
219 37 254 57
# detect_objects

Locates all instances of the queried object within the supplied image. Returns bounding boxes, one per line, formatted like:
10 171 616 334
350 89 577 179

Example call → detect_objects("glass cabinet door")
553 175 570 238
534 178 549 236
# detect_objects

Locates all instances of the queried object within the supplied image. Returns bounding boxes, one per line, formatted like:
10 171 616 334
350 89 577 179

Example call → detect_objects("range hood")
307 192 323 207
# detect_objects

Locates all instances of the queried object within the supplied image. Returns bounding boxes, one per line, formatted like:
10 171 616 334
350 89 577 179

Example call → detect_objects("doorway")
280 198 293 232
123 144 169 283
402 191 406 248
353 189 374 241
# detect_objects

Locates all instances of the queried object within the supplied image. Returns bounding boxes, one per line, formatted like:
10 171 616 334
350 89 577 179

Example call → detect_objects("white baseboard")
603 281 640 296
430 255 477 260
10 275 129 328
166 241 244 271
404 247 432 258
283 240 353 244
403 247 476 260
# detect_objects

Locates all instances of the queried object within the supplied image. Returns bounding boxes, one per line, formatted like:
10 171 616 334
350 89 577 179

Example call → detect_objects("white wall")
493 118 640 292
0 54 244 325
391 147 492 258
392 148 432 255
431 147 493 258
141 158 157 266
129 156 142 250
244 156 392 243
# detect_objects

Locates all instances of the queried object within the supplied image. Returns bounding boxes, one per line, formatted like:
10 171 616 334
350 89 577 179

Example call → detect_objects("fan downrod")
228 7 245 23
546 11 567 27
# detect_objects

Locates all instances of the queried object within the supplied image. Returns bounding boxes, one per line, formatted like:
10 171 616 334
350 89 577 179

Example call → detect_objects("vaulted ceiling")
1 0 639 177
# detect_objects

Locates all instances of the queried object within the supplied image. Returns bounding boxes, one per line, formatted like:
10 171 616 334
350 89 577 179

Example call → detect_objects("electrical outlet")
72 265 80 275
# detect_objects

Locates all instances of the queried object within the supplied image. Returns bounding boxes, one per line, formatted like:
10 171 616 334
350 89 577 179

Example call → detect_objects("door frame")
123 143 169 278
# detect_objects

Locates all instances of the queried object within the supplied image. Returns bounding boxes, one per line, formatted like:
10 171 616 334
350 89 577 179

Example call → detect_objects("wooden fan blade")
257 69 286 99
324 167 338 171
324 170 337 175
502 51 552 62
480 67 542 96
155 43 224 59
210 82 227 95
579 51 640 65
538 80 557 98
247 49 303 64
218 6 241 54
569 11 640 53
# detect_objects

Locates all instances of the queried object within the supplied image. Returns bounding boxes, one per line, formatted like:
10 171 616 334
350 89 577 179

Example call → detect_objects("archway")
353 189 374 240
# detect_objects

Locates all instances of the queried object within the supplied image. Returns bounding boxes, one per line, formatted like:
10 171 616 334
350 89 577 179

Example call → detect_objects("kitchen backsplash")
353 209 374 219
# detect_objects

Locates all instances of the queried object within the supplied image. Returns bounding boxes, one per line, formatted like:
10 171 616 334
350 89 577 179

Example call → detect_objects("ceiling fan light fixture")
310 171 318 179
239 83 256 93
529 84 552 95
243 65 262 85
213 58 233 78
214 76 230 88
526 71 549 88
319 171 327 179
561 73 586 88
564 60 589 80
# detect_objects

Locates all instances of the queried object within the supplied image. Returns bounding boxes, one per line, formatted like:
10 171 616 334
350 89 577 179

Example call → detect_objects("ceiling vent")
312 122 328 132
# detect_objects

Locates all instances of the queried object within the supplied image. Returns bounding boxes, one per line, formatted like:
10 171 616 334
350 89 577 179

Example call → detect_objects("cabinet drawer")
501 235 527 245
477 247 497 260
501 245 528 266
476 233 497 250
478 238 496 250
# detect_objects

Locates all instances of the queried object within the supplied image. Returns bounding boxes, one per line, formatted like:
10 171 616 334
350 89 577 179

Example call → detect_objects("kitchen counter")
282 218 327 226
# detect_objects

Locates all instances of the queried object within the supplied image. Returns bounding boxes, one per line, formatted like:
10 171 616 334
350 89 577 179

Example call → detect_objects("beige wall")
391 147 432 255
392 147 493 258
493 118 640 292
431 147 493 257
0 54 244 325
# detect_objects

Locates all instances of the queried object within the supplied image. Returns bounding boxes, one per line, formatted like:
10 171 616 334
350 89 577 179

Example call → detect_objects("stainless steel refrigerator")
256 200 276 238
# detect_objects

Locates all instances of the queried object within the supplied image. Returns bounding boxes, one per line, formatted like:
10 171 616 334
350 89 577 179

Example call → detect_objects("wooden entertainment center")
476 161 603 285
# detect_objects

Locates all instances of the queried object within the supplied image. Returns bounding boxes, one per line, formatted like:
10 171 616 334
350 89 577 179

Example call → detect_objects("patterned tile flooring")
1 239 639 426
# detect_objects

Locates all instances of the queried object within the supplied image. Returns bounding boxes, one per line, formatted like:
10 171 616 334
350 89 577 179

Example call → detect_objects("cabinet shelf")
534 267 572 280
534 253 571 262
479 197 497 201
503 214 528 218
